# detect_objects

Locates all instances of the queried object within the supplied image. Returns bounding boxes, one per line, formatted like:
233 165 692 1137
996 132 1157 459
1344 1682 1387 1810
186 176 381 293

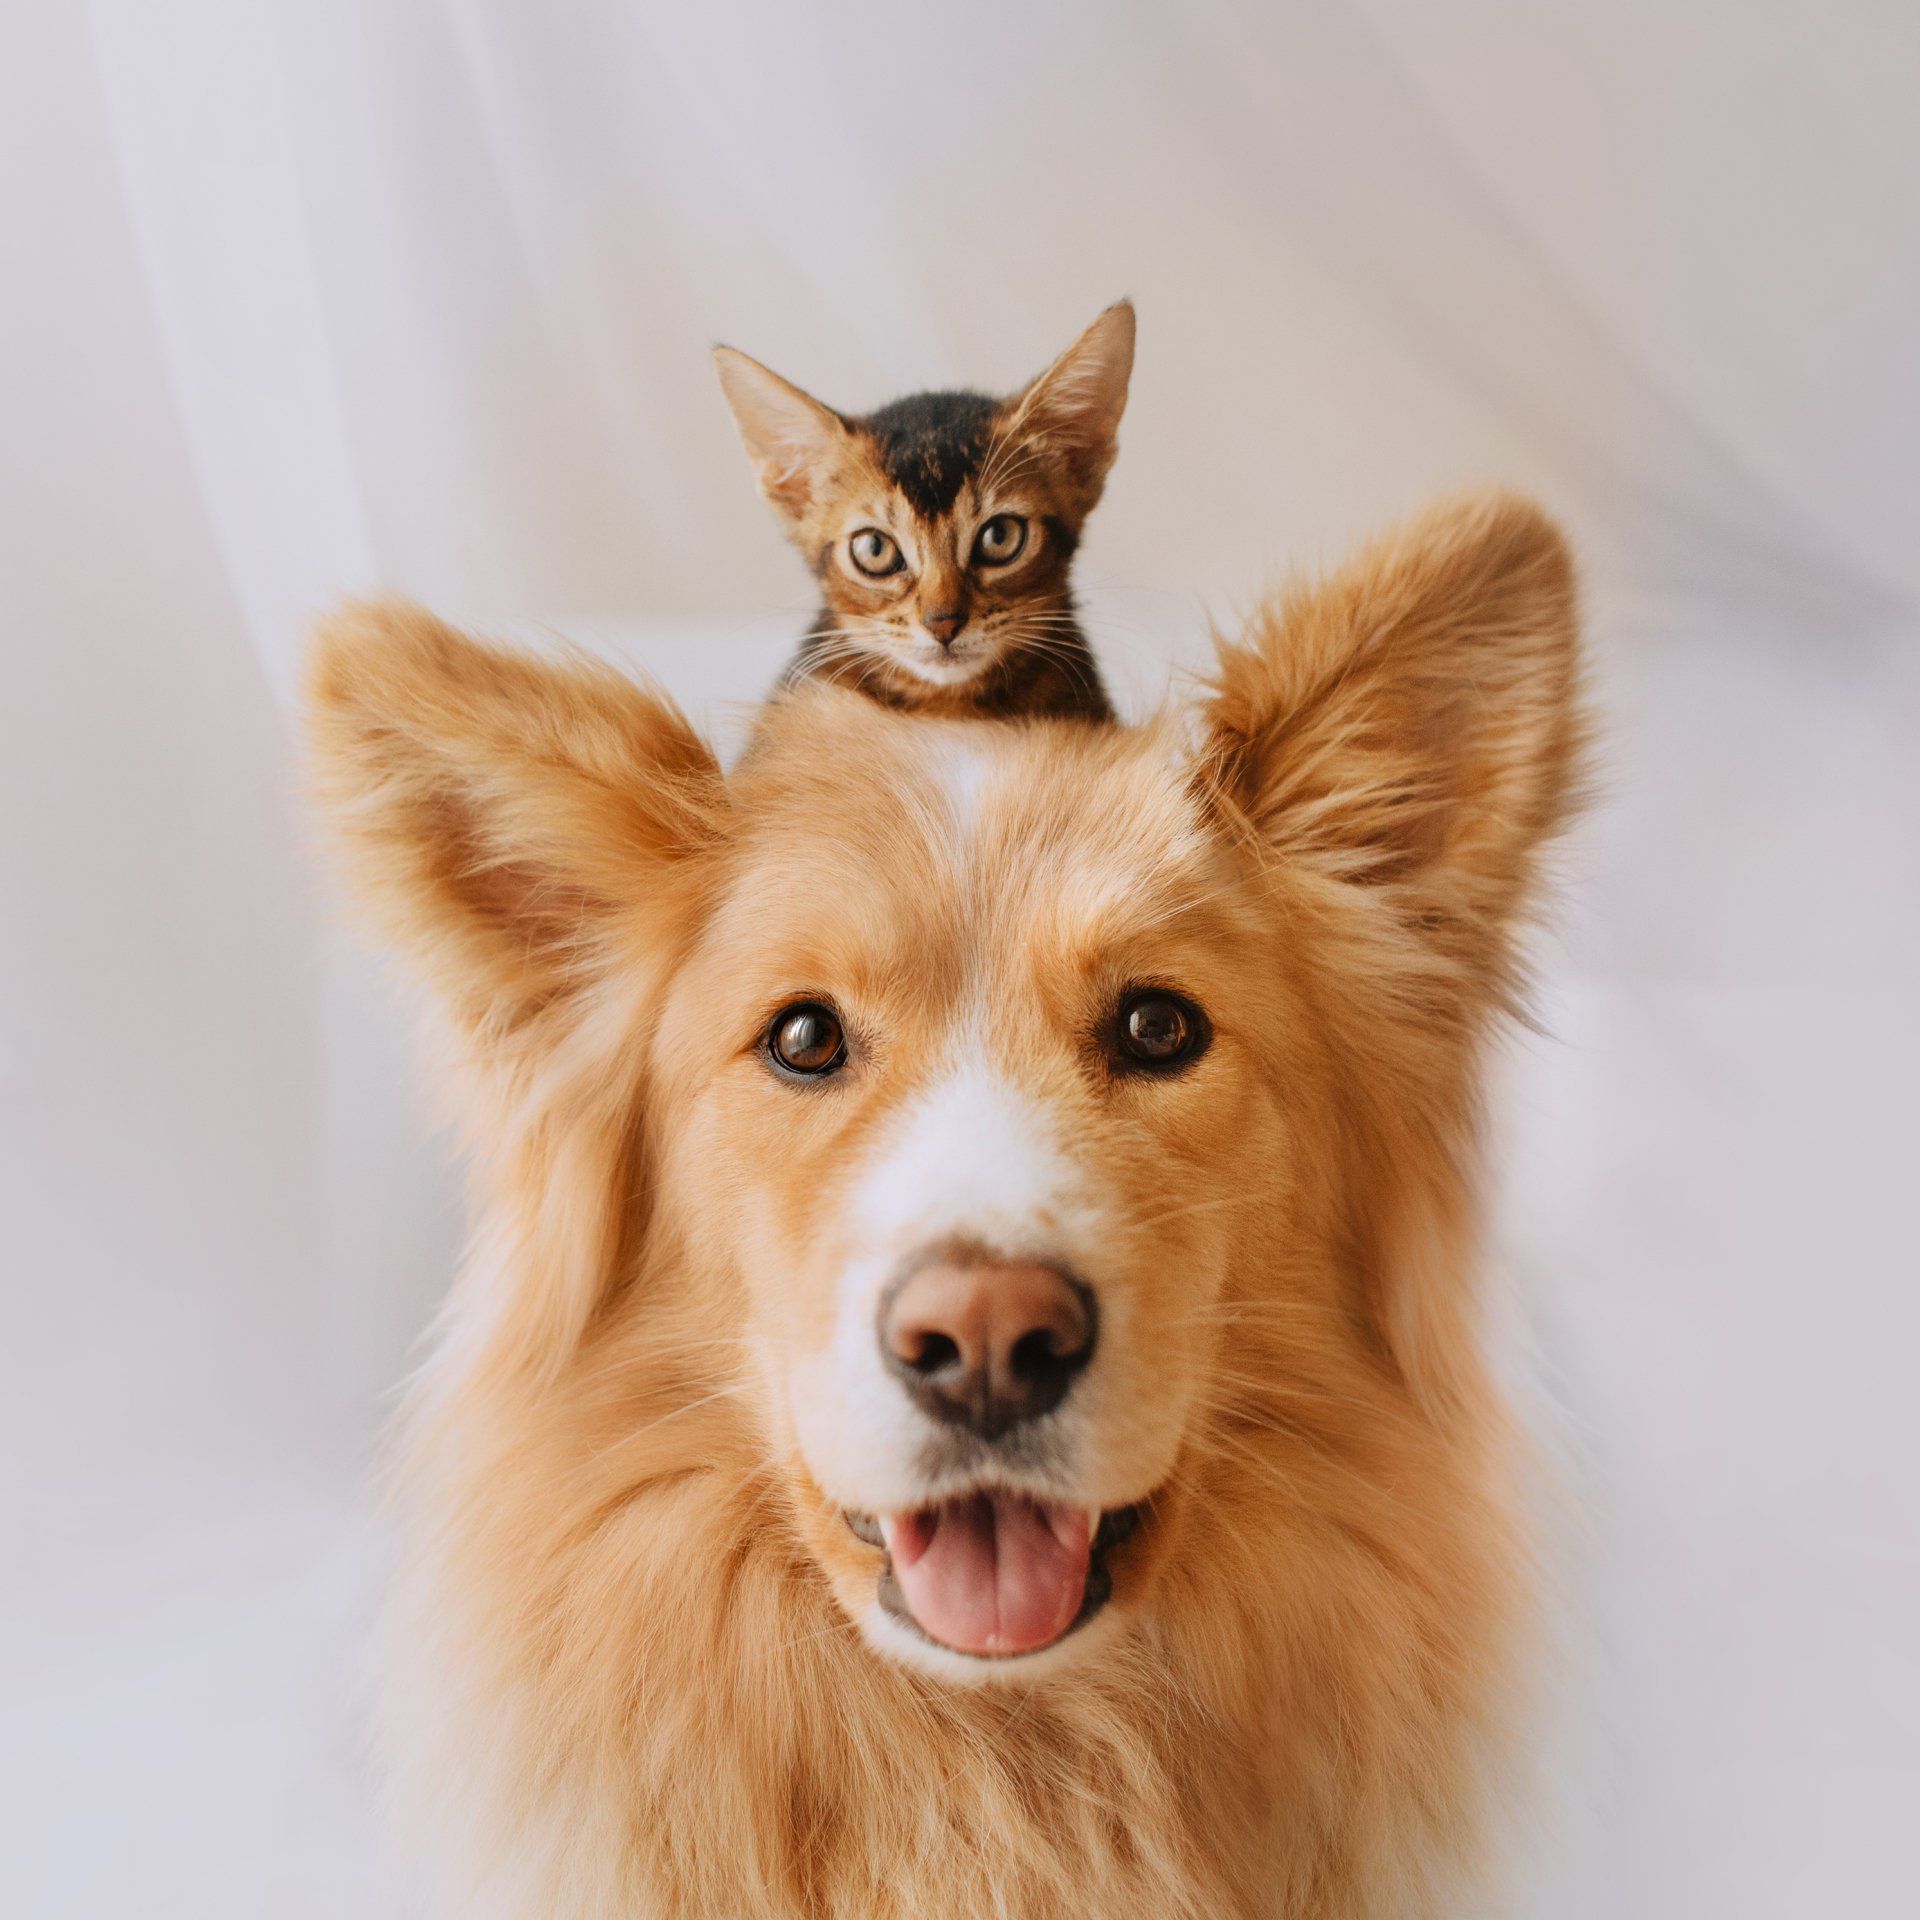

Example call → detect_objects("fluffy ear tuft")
712 345 851 522
1203 494 1584 1419
1004 300 1135 509
305 599 721 1044
1203 491 1583 970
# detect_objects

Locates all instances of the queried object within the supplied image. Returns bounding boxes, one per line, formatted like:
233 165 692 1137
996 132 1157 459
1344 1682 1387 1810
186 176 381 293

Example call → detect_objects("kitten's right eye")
848 529 904 578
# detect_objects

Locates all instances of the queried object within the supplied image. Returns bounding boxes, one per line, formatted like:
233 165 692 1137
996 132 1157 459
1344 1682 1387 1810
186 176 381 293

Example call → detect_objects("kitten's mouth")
897 643 993 687
844 1496 1143 1658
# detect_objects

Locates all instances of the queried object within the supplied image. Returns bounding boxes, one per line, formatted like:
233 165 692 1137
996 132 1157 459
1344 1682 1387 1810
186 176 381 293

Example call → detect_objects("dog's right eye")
766 1002 848 1078
1112 988 1210 1074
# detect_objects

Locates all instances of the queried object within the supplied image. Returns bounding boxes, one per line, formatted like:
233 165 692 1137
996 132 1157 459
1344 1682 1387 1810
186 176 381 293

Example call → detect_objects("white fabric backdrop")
4 2 1916 1913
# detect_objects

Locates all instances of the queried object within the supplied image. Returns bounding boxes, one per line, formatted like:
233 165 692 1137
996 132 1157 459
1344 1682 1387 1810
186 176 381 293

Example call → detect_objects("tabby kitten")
713 302 1132 722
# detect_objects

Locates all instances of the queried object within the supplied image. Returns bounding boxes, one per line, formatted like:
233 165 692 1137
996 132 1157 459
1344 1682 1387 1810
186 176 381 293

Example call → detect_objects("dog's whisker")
569 1381 757 1476
773 1610 865 1658
1113 1193 1254 1236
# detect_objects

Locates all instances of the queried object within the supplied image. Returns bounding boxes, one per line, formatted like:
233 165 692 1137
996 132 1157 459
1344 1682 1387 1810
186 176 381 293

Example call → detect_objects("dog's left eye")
1113 989 1210 1073
766 1002 848 1078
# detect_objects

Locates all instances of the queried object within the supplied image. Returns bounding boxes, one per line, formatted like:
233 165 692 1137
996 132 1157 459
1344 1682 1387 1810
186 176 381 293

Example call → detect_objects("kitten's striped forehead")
854 390 999 519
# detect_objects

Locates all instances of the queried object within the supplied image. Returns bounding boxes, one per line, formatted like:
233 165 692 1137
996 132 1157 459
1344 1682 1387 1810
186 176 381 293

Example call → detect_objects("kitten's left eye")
971 514 1028 567
849 528 904 577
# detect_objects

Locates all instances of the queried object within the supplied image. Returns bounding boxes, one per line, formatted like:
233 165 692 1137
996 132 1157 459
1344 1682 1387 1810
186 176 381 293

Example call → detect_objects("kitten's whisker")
974 418 1031 499
978 444 1044 498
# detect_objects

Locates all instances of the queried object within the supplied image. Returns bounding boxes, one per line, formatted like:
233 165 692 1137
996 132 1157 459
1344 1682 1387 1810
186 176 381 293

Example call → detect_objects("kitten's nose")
921 608 968 648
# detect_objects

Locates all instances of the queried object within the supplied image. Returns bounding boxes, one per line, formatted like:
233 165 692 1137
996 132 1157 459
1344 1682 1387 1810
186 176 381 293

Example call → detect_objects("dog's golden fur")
307 491 1583 1918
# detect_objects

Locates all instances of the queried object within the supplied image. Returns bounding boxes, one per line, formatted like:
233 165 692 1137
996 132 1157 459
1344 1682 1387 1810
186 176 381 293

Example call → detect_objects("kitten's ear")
306 599 721 1047
713 345 851 522
1005 299 1135 509
1201 492 1583 974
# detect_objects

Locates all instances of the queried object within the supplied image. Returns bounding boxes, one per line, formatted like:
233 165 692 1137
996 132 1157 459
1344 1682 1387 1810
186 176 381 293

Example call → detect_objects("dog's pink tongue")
889 1494 1091 1656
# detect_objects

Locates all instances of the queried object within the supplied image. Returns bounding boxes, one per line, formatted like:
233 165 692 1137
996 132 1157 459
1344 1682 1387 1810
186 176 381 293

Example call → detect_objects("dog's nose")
920 608 967 648
879 1250 1096 1440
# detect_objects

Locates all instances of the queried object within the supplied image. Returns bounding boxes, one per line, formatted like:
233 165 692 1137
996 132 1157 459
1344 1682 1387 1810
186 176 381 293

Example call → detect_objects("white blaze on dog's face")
656 709 1293 1680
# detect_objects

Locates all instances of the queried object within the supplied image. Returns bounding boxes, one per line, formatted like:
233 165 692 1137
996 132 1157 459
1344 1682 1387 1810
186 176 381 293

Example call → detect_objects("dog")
307 491 1583 1918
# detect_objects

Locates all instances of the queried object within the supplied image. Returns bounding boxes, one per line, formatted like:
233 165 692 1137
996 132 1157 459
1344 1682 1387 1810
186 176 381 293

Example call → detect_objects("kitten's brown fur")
714 304 1132 722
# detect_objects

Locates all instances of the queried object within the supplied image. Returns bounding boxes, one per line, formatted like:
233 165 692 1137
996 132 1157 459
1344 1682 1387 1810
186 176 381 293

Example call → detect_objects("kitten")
713 303 1132 722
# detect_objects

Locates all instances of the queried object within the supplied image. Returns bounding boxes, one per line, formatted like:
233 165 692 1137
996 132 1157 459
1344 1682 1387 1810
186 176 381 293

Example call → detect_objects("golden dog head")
309 491 1581 1691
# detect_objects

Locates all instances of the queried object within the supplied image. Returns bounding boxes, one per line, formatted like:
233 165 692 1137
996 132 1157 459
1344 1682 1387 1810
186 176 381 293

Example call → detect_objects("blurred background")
4 3 1916 1914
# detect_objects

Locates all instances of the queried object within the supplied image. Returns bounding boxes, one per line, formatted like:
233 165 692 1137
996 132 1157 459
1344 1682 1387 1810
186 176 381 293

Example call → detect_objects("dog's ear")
1201 494 1584 1414
1202 491 1582 978
305 599 721 1045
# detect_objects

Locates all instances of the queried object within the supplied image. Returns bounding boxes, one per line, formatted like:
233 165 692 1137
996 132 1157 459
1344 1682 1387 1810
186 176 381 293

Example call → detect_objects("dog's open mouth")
844 1495 1142 1659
